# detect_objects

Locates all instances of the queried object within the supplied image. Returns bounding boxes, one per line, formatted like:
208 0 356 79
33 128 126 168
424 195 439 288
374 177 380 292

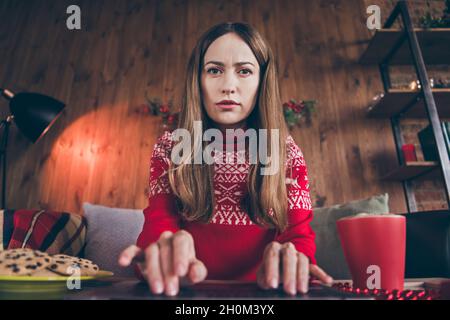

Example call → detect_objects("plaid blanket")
0 209 87 256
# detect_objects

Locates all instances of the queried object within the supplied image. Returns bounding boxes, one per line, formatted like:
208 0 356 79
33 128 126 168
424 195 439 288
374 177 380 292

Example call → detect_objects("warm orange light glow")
37 102 161 213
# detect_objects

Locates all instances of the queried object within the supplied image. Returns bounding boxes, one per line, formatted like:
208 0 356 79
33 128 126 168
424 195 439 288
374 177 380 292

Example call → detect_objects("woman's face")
200 32 260 131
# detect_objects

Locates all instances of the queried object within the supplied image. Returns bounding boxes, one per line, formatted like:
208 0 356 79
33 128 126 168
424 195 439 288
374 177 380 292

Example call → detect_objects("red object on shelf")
402 144 418 162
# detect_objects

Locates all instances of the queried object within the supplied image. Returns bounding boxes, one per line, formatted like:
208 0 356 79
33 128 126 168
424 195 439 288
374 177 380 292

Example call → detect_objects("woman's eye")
207 68 222 75
239 69 252 75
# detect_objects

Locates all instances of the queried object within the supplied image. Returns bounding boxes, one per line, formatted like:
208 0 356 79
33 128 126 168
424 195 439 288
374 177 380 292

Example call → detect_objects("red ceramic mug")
401 144 418 162
336 213 406 291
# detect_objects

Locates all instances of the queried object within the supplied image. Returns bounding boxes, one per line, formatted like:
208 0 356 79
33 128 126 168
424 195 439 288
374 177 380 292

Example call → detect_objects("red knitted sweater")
136 129 316 281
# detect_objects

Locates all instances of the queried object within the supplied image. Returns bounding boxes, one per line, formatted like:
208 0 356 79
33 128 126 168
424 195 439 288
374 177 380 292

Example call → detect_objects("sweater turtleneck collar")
203 122 251 149
220 124 249 145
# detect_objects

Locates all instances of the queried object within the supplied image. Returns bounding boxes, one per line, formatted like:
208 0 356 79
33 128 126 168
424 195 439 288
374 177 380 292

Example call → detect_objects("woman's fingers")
281 243 298 295
310 264 334 285
297 252 309 294
158 231 179 296
119 230 207 296
263 242 281 289
187 258 208 283
143 243 164 294
118 245 144 266
178 258 208 287
256 263 270 289
172 230 194 277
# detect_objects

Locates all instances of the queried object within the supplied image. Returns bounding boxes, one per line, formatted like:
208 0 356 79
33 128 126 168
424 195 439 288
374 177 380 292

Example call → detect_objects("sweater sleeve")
275 136 317 265
136 131 181 251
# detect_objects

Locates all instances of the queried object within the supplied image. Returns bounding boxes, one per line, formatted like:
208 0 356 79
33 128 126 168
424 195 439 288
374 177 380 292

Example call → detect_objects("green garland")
283 99 317 129
420 0 450 28
145 92 179 130
144 93 316 131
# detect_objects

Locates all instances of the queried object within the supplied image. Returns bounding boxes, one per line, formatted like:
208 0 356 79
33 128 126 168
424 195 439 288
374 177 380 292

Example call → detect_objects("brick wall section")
365 0 450 211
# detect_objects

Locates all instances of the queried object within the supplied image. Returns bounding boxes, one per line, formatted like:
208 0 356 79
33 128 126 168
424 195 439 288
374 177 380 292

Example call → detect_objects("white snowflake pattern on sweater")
148 131 312 226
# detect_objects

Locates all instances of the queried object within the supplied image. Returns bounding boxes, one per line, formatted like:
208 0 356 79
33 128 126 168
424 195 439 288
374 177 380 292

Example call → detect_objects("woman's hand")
118 230 208 296
256 241 333 295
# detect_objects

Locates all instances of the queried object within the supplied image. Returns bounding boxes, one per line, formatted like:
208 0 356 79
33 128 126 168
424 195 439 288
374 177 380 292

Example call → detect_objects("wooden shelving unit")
360 1 450 213
360 28 450 65
367 88 450 118
382 161 439 181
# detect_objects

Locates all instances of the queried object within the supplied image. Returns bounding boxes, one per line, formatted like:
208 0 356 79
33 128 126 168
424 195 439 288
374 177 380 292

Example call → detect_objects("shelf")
359 28 450 65
360 3 450 213
382 161 440 181
367 88 450 118
401 209 449 215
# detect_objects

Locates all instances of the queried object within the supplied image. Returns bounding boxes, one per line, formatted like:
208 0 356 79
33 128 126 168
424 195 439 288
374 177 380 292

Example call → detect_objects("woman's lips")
216 103 239 109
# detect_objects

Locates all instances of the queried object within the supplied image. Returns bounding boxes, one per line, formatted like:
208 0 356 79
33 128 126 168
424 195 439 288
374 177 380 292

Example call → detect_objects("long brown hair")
168 22 290 231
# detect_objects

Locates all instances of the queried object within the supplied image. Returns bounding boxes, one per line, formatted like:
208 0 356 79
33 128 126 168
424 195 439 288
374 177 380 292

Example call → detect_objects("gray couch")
82 193 390 278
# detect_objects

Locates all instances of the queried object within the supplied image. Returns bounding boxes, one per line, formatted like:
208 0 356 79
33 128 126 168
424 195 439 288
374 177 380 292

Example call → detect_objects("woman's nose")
222 88 235 94
221 73 237 94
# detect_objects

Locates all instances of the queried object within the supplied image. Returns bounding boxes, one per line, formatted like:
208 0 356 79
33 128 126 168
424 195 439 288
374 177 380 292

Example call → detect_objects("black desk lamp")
0 88 65 209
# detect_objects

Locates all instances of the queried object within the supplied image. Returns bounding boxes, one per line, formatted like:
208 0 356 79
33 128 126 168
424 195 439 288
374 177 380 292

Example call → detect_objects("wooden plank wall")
0 0 409 215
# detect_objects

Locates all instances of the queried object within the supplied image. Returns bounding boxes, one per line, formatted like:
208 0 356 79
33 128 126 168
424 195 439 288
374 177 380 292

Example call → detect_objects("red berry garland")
332 282 440 300
145 93 180 131
143 95 315 131
283 99 316 129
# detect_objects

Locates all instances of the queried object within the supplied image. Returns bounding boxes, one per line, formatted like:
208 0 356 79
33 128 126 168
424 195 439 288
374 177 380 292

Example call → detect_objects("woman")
119 22 332 296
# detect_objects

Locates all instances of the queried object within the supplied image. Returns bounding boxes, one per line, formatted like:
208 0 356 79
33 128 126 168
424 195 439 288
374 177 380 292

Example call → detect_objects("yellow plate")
0 270 114 298
0 270 113 282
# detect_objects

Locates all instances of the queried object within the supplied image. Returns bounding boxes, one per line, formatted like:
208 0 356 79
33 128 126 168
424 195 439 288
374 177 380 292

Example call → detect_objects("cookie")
30 268 64 277
47 254 99 276
0 248 52 276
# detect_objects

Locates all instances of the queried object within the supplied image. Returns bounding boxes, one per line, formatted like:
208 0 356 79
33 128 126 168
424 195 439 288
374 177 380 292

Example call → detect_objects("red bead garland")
332 282 440 300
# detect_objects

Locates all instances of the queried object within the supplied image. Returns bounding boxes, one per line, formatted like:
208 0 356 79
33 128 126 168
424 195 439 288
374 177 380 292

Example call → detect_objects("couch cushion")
82 203 144 277
0 209 86 256
311 193 390 280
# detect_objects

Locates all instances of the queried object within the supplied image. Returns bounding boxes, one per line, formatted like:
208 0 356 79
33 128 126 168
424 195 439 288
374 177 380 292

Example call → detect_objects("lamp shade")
9 92 65 143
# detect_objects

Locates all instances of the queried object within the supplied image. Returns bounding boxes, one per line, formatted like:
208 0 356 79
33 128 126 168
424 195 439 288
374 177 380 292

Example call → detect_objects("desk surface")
1 277 448 300
63 278 373 300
